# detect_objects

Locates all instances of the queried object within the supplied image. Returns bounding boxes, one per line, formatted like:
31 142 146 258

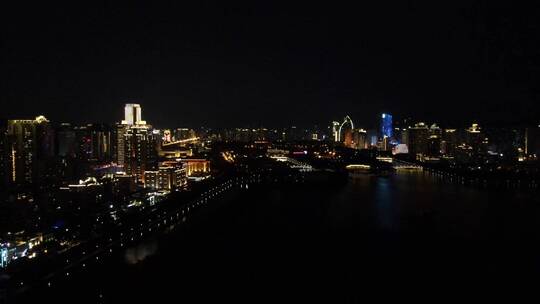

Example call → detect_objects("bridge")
270 156 314 172
162 137 200 147
392 159 423 170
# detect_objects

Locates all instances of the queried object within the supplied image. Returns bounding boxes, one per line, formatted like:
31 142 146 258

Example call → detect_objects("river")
16 171 540 303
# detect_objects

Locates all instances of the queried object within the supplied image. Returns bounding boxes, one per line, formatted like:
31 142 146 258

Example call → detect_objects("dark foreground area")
15 171 540 302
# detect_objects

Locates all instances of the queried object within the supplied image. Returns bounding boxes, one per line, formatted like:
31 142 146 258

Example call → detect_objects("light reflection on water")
373 177 396 231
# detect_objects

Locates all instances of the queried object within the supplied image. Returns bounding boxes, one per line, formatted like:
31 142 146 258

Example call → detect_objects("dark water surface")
18 172 540 302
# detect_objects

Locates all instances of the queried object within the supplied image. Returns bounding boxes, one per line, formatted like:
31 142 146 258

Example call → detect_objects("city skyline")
1 103 536 131
2 103 537 167
3 2 540 302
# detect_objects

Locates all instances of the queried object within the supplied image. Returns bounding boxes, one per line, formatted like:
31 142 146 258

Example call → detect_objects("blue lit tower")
380 113 393 138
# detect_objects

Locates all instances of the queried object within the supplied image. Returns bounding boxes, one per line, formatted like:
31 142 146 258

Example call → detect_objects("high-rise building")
74 125 92 161
116 123 128 167
70 124 112 162
465 123 487 156
124 125 157 183
441 129 457 158
123 104 144 126
117 103 146 168
331 121 340 142
377 136 391 151
406 122 429 160
484 128 522 161
56 123 77 158
338 116 354 143
401 128 409 148
331 116 355 143
525 125 540 158
429 124 442 137
380 113 393 139
343 129 354 148
0 122 8 188
6 116 51 185
351 129 367 150
123 103 157 182
427 135 441 158
87 124 112 161
367 129 378 147
426 124 442 158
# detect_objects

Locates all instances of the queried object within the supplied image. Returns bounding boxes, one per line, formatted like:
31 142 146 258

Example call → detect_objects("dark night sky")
2 1 540 128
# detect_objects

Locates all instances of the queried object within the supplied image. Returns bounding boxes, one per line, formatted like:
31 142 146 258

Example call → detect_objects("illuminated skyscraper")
380 113 393 138
351 129 367 150
332 121 340 142
124 125 157 183
426 124 442 158
88 124 112 161
441 129 457 157
406 122 429 160
70 124 112 162
465 123 487 156
116 123 128 167
367 129 378 147
117 103 148 169
0 123 8 188
525 124 540 158
335 116 354 142
123 104 144 126
118 104 157 182
57 123 77 158
6 116 51 185
343 129 354 147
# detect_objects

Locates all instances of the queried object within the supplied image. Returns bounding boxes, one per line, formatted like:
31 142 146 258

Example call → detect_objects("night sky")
2 1 540 128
